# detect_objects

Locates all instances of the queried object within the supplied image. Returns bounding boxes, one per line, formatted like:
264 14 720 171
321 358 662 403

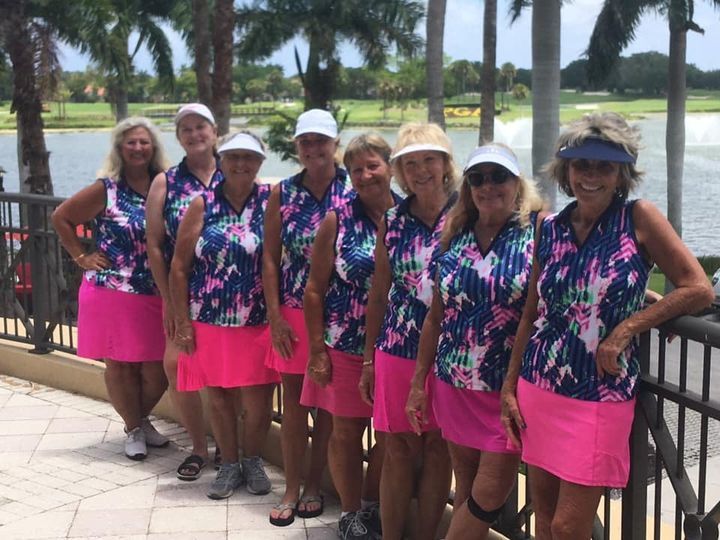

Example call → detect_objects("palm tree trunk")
193 0 213 105
479 0 496 143
666 23 686 237
212 0 235 135
531 0 561 209
115 86 129 123
426 0 446 129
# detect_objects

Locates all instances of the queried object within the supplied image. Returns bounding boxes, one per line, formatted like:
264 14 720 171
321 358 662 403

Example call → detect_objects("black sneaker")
338 510 374 540
364 502 381 538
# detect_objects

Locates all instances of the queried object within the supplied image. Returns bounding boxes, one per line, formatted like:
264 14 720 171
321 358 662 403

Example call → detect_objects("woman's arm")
146 172 174 337
595 200 714 376
51 181 109 271
359 220 392 405
168 196 204 355
303 212 337 387
262 184 296 359
406 289 443 435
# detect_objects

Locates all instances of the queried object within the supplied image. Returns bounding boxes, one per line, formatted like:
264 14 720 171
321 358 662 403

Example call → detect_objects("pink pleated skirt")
432 377 519 454
264 306 309 375
517 377 635 488
177 321 279 390
373 350 439 433
77 279 164 363
300 347 373 418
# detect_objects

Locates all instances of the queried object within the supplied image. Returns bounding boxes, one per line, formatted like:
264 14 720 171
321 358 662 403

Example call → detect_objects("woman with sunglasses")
360 122 458 540
405 144 545 539
501 112 713 539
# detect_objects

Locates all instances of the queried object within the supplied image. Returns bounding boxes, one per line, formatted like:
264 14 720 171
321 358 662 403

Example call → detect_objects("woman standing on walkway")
53 116 171 461
360 122 458 540
264 109 355 526
501 112 713 539
302 134 400 539
146 103 224 480
170 132 279 500
406 144 545 540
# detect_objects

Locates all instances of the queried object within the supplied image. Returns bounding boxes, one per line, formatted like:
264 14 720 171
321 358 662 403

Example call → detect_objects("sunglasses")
466 167 514 187
569 159 619 175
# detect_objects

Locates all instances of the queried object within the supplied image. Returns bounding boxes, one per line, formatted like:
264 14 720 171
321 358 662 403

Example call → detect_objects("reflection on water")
0 114 719 254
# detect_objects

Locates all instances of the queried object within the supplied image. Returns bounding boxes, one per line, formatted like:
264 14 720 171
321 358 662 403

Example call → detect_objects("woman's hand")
162 304 176 340
173 319 195 355
405 385 428 435
358 363 375 406
500 382 525 449
76 252 110 271
307 349 332 387
595 325 631 378
269 316 298 359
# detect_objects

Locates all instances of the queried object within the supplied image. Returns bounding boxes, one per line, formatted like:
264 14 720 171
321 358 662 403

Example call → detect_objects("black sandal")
177 454 206 481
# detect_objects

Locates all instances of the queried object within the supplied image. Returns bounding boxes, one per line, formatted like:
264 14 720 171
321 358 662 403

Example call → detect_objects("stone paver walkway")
0 374 341 539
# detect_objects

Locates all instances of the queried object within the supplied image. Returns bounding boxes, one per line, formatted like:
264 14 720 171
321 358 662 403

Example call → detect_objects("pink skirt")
264 306 309 375
432 377 519 454
77 279 164 363
373 350 439 433
177 322 280 390
300 347 372 418
517 377 635 488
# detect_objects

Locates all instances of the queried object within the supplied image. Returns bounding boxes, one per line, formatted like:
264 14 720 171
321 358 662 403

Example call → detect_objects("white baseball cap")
217 133 266 159
463 145 520 176
175 103 216 126
294 109 338 139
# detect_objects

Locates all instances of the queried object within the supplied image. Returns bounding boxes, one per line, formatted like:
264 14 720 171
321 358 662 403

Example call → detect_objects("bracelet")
362 360 374 367
73 253 86 263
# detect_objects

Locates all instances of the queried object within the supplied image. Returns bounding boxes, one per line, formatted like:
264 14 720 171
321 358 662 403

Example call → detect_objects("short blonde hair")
343 133 392 170
441 143 545 249
98 117 170 180
546 112 644 199
392 122 459 195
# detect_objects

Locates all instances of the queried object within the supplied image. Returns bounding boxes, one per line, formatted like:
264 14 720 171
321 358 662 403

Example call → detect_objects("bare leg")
239 383 274 457
328 416 367 512
415 430 452 540
380 432 421 540
163 340 209 458
551 480 604 540
301 406 331 513
138 361 168 417
445 451 520 540
527 465 560 540
206 386 240 464
447 441 481 510
104 360 142 430
362 432 385 503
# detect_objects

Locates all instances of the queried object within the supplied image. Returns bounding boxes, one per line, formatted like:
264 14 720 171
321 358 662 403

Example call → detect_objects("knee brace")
466 494 503 524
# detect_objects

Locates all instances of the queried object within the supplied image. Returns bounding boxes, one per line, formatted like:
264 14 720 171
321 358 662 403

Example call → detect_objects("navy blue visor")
557 138 635 164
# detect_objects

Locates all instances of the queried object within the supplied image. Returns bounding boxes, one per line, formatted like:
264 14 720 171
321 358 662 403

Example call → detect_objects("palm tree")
510 0 562 210
191 0 212 105
448 60 480 95
586 0 719 237
426 0 447 128
500 62 517 93
211 0 234 135
480 0 497 143
237 0 424 111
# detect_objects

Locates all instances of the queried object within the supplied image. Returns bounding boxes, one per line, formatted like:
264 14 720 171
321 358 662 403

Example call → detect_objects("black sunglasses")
569 159 619 176
466 167 514 187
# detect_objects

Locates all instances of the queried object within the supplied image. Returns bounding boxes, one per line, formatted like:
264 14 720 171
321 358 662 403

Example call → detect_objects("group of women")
53 104 713 540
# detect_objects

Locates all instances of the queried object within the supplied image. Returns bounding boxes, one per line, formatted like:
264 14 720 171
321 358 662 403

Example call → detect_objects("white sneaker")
141 417 169 448
124 426 147 461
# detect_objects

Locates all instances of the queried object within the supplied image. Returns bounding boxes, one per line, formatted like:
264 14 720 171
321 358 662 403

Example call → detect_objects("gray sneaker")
207 462 243 500
141 417 169 448
242 456 271 495
124 426 147 461
338 510 374 540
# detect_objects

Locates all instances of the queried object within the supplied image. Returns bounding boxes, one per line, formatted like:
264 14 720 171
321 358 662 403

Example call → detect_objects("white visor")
463 145 520 176
218 133 266 159
390 143 450 162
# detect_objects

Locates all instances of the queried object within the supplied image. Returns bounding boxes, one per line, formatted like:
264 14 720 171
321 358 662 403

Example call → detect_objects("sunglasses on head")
466 167 514 187
569 159 619 175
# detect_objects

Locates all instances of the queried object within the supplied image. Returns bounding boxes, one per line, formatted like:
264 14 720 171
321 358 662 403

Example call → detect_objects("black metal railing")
2 191 719 540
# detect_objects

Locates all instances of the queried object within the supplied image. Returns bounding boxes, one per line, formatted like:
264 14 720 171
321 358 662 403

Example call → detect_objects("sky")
58 0 720 76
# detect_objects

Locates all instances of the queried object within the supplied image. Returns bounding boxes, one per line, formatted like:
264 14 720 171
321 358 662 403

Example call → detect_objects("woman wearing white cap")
264 109 354 526
147 103 223 481
360 122 458 540
169 131 279 500
406 144 545 539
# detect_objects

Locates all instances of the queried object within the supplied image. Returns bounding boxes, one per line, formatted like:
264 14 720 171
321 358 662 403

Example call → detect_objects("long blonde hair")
97 117 170 180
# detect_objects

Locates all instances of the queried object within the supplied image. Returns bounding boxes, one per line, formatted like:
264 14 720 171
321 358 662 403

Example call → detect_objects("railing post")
28 201 50 353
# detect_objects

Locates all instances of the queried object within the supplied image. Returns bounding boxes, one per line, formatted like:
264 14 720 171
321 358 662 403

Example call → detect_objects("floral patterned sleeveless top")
163 158 223 261
376 192 458 360
188 182 271 327
434 215 536 391
279 167 354 308
324 193 403 355
85 177 156 295
520 198 652 402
